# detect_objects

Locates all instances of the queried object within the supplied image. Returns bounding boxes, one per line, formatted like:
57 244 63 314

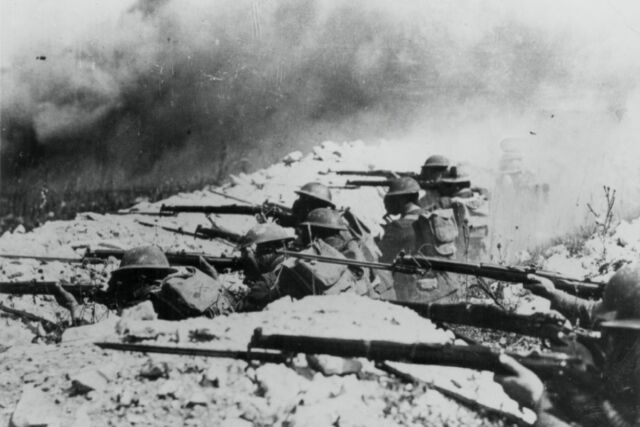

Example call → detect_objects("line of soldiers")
52 155 638 426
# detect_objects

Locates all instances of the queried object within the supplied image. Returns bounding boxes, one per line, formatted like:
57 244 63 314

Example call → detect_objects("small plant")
586 185 617 262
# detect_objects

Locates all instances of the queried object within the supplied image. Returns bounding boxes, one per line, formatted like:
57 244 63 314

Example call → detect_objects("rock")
219 419 253 427
139 359 170 380
238 396 278 425
157 380 180 398
254 364 307 412
70 369 109 394
70 405 91 427
121 301 158 321
61 317 118 343
9 385 61 427
282 151 303 165
306 355 362 376
186 391 208 407
117 389 137 407
200 362 227 387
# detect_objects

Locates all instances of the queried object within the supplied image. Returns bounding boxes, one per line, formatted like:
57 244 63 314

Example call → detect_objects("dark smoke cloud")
2 0 639 200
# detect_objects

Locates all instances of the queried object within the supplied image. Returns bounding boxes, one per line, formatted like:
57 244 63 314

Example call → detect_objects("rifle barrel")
0 281 101 297
95 342 287 364
0 253 101 264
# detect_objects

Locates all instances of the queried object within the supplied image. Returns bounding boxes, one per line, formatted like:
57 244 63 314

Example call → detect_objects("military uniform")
499 264 640 427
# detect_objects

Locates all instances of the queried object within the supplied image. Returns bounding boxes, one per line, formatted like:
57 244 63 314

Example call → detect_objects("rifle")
135 220 241 243
95 342 287 364
277 250 606 299
0 281 102 299
386 301 600 345
248 328 598 385
345 179 439 191
329 169 418 179
159 202 294 223
114 209 176 217
1 249 245 272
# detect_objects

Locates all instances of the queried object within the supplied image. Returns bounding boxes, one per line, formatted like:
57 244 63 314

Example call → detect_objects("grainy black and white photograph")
1 0 639 425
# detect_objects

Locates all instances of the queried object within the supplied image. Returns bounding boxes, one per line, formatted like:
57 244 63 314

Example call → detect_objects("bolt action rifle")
0 249 245 272
0 280 102 299
135 220 242 243
159 201 295 224
345 179 439 191
277 250 606 299
386 301 600 347
248 328 598 386
329 169 418 179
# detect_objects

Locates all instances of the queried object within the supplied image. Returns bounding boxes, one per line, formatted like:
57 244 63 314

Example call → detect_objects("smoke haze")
2 0 640 249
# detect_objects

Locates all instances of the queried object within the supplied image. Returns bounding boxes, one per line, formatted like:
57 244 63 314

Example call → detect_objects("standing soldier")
423 165 490 260
105 245 237 320
377 177 425 300
496 263 640 426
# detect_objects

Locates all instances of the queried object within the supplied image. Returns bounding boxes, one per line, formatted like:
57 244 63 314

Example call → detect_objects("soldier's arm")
495 355 574 427
524 275 600 327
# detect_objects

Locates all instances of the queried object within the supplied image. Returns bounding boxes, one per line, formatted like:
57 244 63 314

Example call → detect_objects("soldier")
237 223 294 310
105 245 236 320
424 165 490 259
278 208 375 299
496 263 640 426
281 182 381 263
417 155 451 208
281 182 336 227
377 177 425 299
419 154 451 182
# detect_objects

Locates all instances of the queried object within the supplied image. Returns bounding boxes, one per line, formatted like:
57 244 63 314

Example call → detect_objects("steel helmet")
300 208 347 231
111 245 176 276
294 182 334 207
423 155 451 169
439 165 472 185
386 177 421 197
239 223 294 248
597 263 640 330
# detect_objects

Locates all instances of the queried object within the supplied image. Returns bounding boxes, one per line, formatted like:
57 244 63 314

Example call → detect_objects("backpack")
413 208 459 257
154 267 235 320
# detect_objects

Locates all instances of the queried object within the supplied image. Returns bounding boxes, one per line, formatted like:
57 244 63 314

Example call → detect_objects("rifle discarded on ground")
0 281 102 299
249 328 598 386
0 249 245 271
95 342 287 364
135 220 241 243
330 169 418 179
277 250 606 299
159 202 295 224
345 179 439 191
386 301 600 345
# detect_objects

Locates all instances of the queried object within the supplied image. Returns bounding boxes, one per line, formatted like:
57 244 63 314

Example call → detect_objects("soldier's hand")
523 274 555 297
494 354 544 409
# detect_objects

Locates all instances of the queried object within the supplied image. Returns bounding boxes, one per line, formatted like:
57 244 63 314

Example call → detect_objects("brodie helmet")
294 182 335 207
239 223 294 248
386 177 421 197
112 246 176 275
300 208 347 231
